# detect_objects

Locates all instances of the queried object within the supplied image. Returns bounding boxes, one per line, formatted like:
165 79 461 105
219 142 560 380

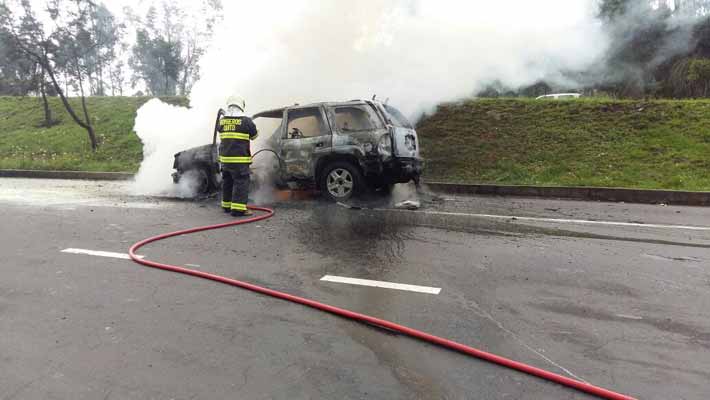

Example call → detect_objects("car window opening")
254 116 283 140
334 106 383 132
286 108 328 139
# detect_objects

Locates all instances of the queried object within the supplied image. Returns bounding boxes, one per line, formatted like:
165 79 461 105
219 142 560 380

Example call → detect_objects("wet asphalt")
1 178 709 400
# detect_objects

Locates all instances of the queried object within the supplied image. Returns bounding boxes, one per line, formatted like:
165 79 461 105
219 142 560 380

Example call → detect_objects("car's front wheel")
319 161 364 202
176 168 210 196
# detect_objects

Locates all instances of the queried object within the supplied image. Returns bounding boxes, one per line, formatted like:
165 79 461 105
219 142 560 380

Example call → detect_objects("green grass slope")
418 98 710 191
0 96 186 172
2 96 709 190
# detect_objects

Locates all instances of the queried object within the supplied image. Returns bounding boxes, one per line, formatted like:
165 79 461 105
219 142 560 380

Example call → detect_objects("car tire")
319 161 364 202
178 168 210 196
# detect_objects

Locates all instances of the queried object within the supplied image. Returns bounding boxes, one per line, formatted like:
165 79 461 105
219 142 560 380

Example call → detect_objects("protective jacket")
218 115 258 166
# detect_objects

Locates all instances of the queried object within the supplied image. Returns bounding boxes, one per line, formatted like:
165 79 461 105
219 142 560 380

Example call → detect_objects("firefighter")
218 96 258 216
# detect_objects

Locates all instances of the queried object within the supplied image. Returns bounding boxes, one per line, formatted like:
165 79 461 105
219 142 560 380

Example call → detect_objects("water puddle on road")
293 203 414 276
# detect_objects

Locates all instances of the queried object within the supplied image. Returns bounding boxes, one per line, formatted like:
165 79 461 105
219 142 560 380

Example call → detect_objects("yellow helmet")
226 95 246 112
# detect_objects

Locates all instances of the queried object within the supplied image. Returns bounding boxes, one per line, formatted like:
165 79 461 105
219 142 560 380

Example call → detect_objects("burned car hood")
174 143 216 170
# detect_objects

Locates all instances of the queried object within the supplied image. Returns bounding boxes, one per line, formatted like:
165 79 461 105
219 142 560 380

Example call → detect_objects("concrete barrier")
425 182 710 206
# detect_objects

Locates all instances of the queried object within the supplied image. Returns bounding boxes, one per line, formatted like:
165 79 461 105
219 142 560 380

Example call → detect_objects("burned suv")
172 100 423 201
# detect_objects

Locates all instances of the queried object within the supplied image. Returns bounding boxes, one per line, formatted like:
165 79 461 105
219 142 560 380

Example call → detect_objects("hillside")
417 99 710 191
0 96 187 172
1 96 710 190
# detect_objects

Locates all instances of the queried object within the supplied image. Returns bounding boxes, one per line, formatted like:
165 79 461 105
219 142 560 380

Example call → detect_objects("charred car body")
172 100 423 201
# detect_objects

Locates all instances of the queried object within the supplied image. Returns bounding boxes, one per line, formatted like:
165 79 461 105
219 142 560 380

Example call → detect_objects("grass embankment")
0 96 186 172
417 98 710 191
2 96 710 190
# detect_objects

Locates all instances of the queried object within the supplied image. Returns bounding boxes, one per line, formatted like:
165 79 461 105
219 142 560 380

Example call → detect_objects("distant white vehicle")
535 93 582 100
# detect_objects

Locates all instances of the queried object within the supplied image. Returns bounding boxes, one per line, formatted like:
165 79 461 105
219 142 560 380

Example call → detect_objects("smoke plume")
132 0 609 196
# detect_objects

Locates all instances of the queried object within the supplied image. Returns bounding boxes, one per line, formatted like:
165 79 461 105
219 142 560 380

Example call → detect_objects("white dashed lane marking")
320 275 441 294
61 248 143 260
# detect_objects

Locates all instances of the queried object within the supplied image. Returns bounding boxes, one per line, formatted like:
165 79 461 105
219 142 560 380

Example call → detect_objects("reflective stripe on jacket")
219 155 252 163
220 132 251 140
218 116 258 164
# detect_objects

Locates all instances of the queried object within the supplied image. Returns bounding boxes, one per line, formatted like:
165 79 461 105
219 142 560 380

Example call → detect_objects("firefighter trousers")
221 165 249 213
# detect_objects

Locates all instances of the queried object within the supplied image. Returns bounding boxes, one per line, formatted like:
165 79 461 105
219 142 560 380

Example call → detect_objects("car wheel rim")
326 168 354 198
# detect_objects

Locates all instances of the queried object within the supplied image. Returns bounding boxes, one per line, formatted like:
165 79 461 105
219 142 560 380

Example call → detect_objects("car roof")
252 100 375 119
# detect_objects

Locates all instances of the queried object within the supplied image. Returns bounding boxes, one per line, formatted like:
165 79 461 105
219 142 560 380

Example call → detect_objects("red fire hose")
128 205 636 400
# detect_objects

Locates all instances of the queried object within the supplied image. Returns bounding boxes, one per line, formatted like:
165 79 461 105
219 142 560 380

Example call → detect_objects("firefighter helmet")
226 96 246 112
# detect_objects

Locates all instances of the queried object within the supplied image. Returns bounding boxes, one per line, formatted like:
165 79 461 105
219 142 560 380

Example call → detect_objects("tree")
519 81 553 98
128 0 222 96
128 4 181 96
108 58 127 96
0 24 56 126
0 0 116 151
674 0 710 16
84 2 125 96
0 25 35 95
476 80 507 98
34 63 57 126
595 0 680 97
687 58 710 95
591 0 710 98
178 0 222 95
599 0 636 21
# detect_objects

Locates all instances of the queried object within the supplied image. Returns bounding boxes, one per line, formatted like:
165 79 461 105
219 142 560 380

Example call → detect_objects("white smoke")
132 99 216 196
132 0 609 195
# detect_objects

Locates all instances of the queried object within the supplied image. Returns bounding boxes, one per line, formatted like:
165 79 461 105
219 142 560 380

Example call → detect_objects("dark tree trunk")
43 56 98 151
180 66 188 95
76 65 98 151
39 70 53 127
97 63 104 96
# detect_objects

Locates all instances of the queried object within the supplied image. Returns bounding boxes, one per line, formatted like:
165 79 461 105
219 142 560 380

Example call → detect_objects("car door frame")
278 105 333 181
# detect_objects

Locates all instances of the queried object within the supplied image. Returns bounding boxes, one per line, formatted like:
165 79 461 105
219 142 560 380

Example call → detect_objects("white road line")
383 209 710 231
615 314 644 320
320 275 441 294
61 248 143 260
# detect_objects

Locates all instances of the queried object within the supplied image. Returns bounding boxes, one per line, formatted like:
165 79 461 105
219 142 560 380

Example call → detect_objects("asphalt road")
1 178 709 400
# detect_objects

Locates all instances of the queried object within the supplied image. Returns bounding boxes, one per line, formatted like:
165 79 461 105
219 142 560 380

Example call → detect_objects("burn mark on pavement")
531 302 710 349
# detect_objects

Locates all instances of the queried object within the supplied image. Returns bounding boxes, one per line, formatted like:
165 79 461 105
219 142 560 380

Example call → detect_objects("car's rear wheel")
319 161 364 202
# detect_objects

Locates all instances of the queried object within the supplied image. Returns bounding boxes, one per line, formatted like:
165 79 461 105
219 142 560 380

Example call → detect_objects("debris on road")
336 202 362 210
394 200 421 210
